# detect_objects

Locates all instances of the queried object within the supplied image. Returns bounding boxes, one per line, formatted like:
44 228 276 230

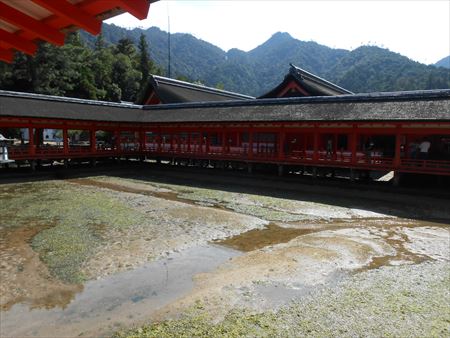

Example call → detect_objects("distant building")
138 65 352 106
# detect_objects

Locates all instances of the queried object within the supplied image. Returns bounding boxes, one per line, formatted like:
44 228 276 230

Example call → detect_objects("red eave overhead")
0 0 157 63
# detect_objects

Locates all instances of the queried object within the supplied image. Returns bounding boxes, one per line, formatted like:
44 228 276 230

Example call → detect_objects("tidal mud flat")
0 167 449 337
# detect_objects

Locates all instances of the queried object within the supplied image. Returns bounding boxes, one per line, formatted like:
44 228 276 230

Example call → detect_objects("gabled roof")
137 75 255 105
259 64 353 98
0 0 157 63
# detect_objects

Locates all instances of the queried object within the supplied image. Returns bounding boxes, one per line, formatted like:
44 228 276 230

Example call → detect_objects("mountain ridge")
435 55 450 69
81 24 450 96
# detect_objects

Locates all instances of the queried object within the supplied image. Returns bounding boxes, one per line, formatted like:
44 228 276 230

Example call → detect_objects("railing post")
393 126 402 169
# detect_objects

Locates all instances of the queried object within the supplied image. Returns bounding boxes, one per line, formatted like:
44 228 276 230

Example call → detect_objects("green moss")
32 223 98 283
115 306 279 338
2 180 150 283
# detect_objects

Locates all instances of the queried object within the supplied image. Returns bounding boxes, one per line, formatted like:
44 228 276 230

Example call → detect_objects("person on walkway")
419 139 431 159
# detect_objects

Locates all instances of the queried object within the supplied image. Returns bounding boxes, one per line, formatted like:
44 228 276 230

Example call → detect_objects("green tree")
63 32 98 99
8 52 35 93
115 38 136 57
138 33 150 86
112 54 141 102
91 33 121 101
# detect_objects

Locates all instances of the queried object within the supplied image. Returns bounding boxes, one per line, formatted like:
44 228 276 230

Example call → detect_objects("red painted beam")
0 2 65 45
0 29 37 55
30 0 102 35
113 0 151 20
0 48 14 63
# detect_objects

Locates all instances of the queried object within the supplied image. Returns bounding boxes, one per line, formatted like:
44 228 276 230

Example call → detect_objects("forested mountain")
435 56 450 69
1 23 449 101
82 24 450 96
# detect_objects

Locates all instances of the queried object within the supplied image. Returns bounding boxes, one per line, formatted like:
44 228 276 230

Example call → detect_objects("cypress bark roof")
1 89 449 123
137 75 255 105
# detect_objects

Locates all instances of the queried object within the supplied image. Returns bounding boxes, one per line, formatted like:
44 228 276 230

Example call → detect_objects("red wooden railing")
6 140 450 176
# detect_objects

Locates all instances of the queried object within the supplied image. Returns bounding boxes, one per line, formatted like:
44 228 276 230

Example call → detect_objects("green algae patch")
116 262 450 338
32 223 98 283
114 305 279 338
2 181 149 283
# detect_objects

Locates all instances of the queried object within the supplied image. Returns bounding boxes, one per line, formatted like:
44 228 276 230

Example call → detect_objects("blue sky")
107 0 450 65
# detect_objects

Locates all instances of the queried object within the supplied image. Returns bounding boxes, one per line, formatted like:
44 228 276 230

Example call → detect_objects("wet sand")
1 245 240 337
0 166 449 337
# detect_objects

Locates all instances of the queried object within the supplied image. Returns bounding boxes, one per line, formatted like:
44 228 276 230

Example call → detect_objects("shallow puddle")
214 222 342 252
69 177 232 212
0 223 83 311
69 178 183 203
358 229 430 272
0 244 241 337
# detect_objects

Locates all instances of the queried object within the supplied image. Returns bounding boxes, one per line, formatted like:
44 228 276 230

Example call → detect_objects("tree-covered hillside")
324 46 450 93
1 23 449 101
83 24 449 96
0 32 161 102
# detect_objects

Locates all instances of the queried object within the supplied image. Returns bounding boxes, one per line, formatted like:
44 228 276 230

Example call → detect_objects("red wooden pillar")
313 124 319 162
90 128 97 153
156 135 161 153
28 127 35 156
278 126 285 161
350 125 357 165
169 133 173 152
222 127 226 155
175 134 178 153
187 133 191 152
202 135 207 154
198 129 203 154
256 132 260 157
139 130 145 152
63 128 69 155
114 130 120 152
393 126 402 169
248 126 253 159
333 133 338 160
303 133 307 158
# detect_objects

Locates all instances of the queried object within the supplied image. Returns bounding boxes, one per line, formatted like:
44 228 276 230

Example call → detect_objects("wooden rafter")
30 0 102 35
0 29 37 55
0 47 13 63
0 2 65 45
113 0 151 20
278 81 310 97
0 0 156 63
